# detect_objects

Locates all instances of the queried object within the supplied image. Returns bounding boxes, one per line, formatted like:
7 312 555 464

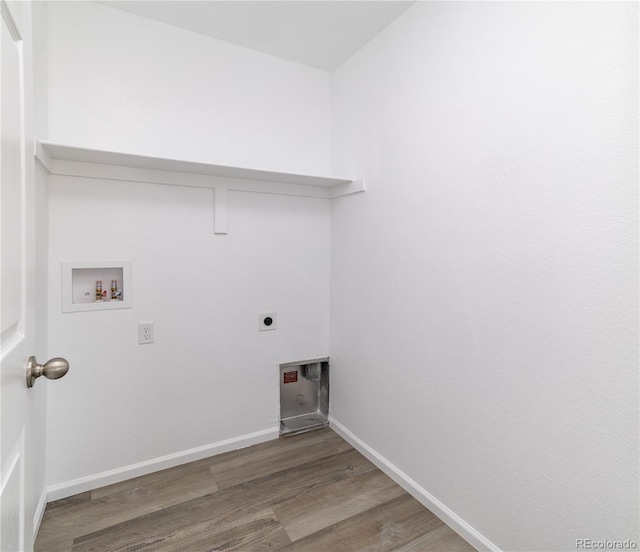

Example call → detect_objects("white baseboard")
328 416 501 552
33 488 48 539
45 427 279 503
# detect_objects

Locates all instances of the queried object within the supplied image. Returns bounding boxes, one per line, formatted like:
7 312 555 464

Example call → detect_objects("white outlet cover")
138 322 154 344
259 312 277 331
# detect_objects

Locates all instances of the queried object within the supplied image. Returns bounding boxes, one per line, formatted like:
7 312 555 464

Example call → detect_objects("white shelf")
36 140 362 192
36 140 365 235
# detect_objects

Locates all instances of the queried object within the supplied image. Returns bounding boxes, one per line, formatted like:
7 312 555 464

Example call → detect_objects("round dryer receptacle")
259 312 277 331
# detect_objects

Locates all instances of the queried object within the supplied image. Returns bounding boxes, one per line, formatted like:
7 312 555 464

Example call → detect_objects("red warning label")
283 371 298 384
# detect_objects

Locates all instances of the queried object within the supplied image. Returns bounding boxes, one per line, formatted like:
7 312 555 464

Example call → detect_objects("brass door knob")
26 356 69 388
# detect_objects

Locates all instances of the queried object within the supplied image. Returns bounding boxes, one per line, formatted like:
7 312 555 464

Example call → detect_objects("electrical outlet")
138 322 154 344
259 312 277 331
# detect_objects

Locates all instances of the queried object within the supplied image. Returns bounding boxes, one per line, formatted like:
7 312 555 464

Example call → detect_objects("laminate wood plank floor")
35 428 477 552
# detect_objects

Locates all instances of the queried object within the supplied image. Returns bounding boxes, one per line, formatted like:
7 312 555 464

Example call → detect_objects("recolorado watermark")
576 539 638 550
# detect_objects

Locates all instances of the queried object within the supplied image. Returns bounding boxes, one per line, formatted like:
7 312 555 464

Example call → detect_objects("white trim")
1 0 22 41
33 139 52 172
33 489 47 538
45 427 278 502
328 416 501 552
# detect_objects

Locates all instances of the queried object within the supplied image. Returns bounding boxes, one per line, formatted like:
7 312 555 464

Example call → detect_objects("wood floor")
35 428 476 552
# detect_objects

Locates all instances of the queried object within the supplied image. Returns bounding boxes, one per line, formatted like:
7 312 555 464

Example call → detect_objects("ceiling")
97 1 414 71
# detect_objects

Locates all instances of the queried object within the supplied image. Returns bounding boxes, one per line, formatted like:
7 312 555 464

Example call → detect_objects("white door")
1 1 38 550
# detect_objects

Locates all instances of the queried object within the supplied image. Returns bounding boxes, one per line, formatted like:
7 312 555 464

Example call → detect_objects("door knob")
26 356 69 388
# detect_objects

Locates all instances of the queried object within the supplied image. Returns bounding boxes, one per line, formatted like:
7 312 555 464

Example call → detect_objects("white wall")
44 2 332 490
42 1 638 548
46 1 332 175
47 178 330 487
330 2 639 551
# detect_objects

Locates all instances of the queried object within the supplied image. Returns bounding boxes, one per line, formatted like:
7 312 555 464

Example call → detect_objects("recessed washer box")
280 357 329 436
62 261 132 312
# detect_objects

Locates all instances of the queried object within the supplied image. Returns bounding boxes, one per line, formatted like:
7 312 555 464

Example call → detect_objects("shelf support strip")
214 187 228 235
